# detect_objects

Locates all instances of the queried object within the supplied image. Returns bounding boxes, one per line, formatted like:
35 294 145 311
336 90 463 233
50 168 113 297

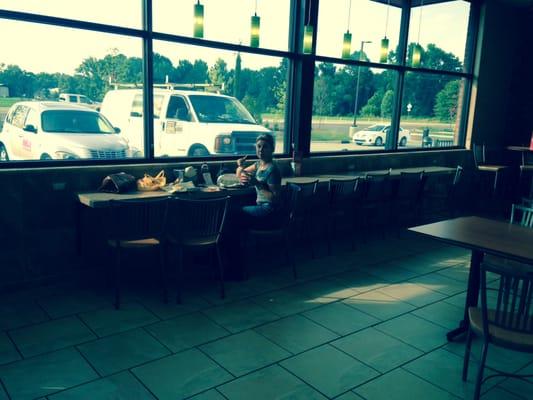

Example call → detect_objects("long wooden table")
409 216 533 341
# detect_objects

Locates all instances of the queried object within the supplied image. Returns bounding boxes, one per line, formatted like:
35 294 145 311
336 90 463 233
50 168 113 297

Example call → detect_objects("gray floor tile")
436 264 471 283
252 288 333 317
219 364 327 400
334 392 365 400
497 363 533 399
403 348 500 399
481 387 525 400
0 348 98 400
303 302 380 336
409 273 467 296
0 386 7 400
443 292 467 309
378 282 447 307
77 328 170 376
343 290 415 321
139 294 211 320
390 255 452 274
291 278 361 300
201 330 290 376
254 315 338 354
356 261 420 283
374 313 449 352
202 300 279 333
412 301 464 330
0 332 20 365
354 368 460 400
334 269 389 293
79 302 159 337
189 389 227 400
280 344 378 398
48 371 156 400
37 290 112 319
9 316 96 358
0 301 48 331
132 349 232 400
145 312 229 353
332 327 423 373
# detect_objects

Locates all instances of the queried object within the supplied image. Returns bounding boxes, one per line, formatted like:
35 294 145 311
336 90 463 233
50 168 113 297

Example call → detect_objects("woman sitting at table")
236 134 282 228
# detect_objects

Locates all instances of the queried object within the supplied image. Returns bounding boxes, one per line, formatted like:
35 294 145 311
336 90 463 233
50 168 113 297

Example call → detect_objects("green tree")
208 58 229 91
232 53 241 98
434 80 460 121
381 89 394 118
361 90 384 116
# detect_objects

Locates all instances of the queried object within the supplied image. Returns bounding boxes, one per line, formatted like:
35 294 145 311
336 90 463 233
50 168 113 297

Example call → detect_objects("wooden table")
409 216 533 341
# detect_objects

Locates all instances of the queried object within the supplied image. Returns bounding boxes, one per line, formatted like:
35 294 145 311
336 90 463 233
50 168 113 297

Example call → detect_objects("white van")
100 89 272 157
59 93 101 111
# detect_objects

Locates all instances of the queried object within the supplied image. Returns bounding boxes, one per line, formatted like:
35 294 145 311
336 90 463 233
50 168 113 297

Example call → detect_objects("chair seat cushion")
478 165 508 172
107 238 159 248
469 307 533 352
168 235 218 247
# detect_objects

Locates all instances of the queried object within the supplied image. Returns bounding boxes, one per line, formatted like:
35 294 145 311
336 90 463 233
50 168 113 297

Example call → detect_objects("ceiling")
371 0 533 9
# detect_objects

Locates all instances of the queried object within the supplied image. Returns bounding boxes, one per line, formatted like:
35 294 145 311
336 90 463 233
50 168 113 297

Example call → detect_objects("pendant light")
303 1 313 54
250 0 260 48
379 0 390 63
412 0 424 67
342 0 352 59
193 0 204 38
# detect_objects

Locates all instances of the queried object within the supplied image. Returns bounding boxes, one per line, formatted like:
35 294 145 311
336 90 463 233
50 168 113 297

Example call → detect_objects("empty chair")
245 184 301 278
105 197 168 309
394 171 425 229
285 179 318 258
327 178 359 254
166 196 230 303
510 203 533 227
462 261 533 400
473 143 509 196
361 170 393 236
519 151 533 199
423 166 464 221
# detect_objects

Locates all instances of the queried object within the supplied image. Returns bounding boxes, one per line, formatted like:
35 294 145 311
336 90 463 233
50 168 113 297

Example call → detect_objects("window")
311 62 398 152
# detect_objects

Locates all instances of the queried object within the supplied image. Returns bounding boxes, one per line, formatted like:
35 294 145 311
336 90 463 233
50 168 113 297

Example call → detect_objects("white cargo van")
58 93 101 111
100 89 272 157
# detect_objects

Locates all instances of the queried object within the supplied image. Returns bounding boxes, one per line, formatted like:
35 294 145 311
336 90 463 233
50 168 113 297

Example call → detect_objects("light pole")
352 40 372 127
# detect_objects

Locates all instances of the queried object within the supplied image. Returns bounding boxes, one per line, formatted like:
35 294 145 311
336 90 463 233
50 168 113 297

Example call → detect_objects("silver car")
0 101 129 161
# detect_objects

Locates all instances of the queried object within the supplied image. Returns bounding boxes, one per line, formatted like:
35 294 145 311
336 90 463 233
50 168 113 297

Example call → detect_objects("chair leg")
114 247 121 310
284 232 296 279
462 326 473 381
176 246 183 304
215 245 226 299
160 244 168 304
473 340 489 400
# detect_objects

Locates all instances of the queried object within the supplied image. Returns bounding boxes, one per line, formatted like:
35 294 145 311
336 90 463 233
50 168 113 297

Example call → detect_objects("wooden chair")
327 178 359 254
361 170 393 237
462 261 533 400
510 203 533 228
285 179 318 258
245 184 301 278
519 151 533 199
106 197 169 309
393 171 425 229
166 196 230 303
473 143 509 195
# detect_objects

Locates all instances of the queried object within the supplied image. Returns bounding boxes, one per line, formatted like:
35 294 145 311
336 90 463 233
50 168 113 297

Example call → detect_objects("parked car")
352 124 410 146
59 93 101 111
100 88 272 157
0 101 129 161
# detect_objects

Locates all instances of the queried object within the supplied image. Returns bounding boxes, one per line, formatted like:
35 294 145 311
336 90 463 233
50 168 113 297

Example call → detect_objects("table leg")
446 249 484 342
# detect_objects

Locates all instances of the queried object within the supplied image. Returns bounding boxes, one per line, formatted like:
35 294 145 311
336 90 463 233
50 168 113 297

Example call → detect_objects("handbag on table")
98 172 137 193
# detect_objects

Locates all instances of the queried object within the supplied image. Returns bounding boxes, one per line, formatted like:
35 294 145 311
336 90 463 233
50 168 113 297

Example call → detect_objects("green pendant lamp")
303 25 314 54
380 0 390 63
412 44 422 67
250 13 260 47
342 31 352 59
193 0 204 38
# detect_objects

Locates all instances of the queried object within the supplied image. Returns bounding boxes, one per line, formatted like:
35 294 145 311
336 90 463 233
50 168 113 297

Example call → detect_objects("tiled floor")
1 234 532 400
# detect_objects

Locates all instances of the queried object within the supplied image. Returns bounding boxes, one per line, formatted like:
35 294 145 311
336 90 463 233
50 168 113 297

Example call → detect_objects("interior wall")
469 1 532 146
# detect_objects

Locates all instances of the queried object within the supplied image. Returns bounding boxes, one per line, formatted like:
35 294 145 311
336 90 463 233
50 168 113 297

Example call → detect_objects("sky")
0 0 470 75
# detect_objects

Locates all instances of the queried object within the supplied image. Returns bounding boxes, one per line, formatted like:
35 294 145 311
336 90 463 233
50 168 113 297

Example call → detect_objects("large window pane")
407 1 470 72
153 0 290 51
316 0 402 64
148 41 287 158
0 0 141 28
0 20 143 162
399 72 466 149
311 62 398 152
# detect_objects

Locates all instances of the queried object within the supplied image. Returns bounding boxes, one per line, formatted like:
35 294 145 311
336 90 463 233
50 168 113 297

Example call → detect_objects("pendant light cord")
347 0 352 31
255 0 258 15
306 0 312 24
384 0 390 37
416 0 424 44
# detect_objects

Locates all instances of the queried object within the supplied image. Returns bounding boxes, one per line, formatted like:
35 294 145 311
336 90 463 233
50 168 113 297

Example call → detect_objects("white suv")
0 101 129 161
100 89 272 157
59 93 101 111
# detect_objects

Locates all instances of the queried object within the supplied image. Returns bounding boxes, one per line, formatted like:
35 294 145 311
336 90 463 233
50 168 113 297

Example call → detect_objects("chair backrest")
510 204 533 228
286 180 318 217
329 178 358 205
107 197 169 241
396 171 425 201
472 143 485 167
480 262 533 337
166 196 230 242
364 170 392 202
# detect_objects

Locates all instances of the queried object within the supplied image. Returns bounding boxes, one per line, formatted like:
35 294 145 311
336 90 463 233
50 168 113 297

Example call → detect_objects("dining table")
409 216 533 341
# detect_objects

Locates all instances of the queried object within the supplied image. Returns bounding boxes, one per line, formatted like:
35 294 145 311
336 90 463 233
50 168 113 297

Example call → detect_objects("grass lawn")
0 97 25 108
